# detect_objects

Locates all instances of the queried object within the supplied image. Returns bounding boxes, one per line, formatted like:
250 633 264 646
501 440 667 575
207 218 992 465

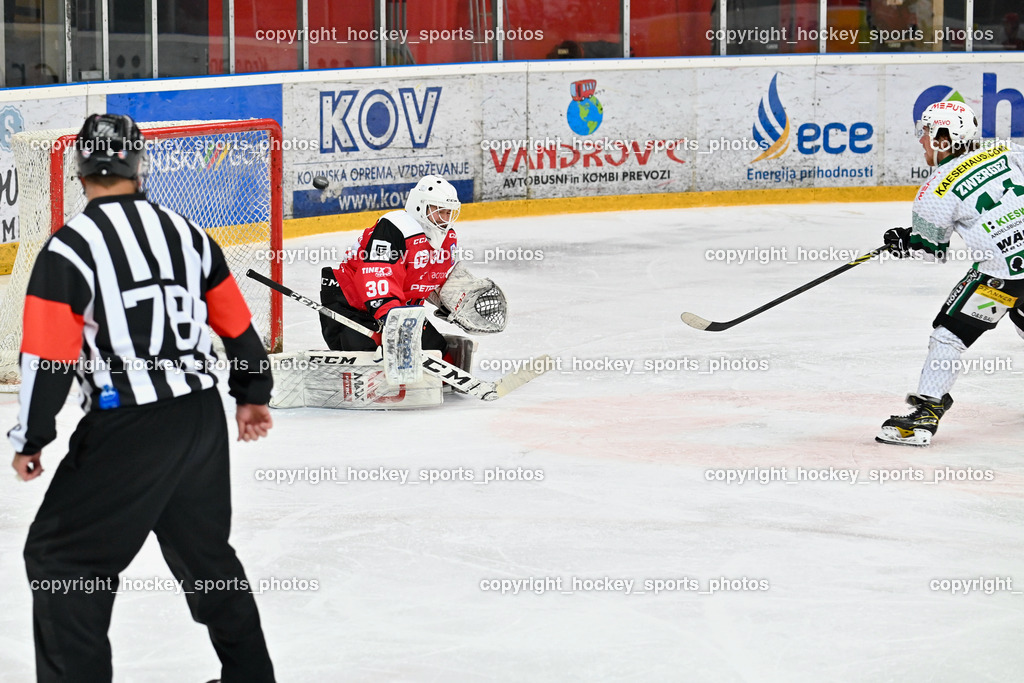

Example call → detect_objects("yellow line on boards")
0 242 17 277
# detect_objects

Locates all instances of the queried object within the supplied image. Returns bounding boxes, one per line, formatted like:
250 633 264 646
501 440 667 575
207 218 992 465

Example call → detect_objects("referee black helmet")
76 113 146 180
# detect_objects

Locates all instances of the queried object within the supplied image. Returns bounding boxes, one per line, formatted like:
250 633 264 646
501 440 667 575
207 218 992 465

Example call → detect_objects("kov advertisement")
284 76 483 220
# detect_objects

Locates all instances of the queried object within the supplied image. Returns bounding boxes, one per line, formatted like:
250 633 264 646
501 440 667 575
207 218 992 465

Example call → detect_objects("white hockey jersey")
911 142 1024 278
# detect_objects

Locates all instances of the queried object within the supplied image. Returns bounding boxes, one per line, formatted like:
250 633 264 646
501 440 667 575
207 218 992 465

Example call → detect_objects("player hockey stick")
680 245 889 332
245 269 549 400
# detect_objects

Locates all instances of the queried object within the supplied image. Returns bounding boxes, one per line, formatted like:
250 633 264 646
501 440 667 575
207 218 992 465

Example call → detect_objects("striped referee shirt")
9 192 272 455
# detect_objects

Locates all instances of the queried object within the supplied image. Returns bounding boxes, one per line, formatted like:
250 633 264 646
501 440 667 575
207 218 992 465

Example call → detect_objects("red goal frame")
47 119 284 352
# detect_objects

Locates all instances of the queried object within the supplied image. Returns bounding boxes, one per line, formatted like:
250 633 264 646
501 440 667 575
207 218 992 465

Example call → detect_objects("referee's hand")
236 404 273 442
12 453 43 481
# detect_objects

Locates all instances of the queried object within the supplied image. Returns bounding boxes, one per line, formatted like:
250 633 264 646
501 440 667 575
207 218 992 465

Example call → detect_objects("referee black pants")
23 389 275 683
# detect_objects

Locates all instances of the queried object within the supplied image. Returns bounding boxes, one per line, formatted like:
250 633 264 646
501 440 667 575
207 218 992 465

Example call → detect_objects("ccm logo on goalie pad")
307 354 359 365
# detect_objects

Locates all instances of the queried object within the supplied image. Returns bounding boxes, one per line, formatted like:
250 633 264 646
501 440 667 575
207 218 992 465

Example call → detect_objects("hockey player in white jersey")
878 101 1024 446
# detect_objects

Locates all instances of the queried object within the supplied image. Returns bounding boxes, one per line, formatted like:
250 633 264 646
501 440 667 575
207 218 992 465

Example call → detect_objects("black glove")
433 305 452 322
883 227 912 258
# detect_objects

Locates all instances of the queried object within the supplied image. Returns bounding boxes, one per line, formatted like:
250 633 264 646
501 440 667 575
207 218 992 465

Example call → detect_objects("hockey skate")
875 393 953 447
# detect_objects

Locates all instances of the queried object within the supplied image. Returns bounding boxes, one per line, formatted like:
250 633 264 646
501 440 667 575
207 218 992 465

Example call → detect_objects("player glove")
883 227 912 258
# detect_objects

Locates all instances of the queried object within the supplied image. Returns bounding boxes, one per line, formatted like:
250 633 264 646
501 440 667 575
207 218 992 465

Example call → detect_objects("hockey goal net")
0 119 283 386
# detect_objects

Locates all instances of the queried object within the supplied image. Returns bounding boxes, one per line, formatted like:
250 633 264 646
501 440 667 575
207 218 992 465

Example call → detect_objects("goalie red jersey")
333 209 457 320
320 174 506 356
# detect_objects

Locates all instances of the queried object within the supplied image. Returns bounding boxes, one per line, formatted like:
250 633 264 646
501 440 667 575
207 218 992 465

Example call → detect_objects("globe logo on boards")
913 85 967 123
566 79 603 136
0 106 25 152
751 74 789 162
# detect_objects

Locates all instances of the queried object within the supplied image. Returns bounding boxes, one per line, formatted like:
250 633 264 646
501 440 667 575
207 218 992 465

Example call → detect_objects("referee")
9 114 276 682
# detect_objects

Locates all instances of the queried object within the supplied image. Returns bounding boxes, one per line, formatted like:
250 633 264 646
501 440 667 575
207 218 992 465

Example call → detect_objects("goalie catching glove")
429 261 508 334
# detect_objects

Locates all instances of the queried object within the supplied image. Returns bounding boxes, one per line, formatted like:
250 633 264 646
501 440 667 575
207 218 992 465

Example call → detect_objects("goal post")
0 118 284 386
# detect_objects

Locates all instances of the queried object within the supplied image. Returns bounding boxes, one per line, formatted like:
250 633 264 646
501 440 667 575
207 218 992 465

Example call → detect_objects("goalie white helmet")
405 175 461 249
917 101 978 146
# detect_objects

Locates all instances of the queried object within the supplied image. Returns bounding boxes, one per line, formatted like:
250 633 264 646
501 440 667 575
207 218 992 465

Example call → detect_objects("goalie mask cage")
0 118 284 386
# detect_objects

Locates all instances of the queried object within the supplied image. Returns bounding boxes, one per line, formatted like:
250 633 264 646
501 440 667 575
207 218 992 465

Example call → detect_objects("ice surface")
2 202 1024 682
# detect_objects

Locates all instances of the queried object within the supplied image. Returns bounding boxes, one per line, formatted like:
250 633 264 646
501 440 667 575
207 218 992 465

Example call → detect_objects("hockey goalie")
270 174 509 409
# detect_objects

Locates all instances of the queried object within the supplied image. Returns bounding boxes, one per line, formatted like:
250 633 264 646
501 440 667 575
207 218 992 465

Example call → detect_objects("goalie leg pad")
269 350 441 410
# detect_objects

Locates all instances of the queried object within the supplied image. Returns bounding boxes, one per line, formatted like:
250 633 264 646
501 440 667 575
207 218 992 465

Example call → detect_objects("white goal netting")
0 119 283 386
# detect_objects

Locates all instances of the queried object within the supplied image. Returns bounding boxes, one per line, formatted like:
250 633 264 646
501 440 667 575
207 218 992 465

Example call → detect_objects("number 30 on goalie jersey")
333 209 457 321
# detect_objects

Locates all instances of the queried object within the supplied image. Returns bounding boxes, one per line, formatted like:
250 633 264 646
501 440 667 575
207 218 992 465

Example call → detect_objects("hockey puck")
312 176 329 190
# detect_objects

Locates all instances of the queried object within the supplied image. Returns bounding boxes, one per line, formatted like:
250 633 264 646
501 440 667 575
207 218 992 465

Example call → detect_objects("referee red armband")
21 295 84 362
207 276 253 339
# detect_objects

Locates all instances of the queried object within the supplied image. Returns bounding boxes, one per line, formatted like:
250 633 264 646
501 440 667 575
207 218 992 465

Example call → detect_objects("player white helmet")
917 101 978 145
405 175 461 249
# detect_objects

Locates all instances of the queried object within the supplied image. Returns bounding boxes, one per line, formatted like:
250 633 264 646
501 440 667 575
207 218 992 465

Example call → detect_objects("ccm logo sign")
307 355 358 365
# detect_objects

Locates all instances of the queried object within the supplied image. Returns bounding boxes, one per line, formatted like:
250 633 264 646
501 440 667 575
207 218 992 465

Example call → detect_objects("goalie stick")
680 246 889 332
245 269 548 400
